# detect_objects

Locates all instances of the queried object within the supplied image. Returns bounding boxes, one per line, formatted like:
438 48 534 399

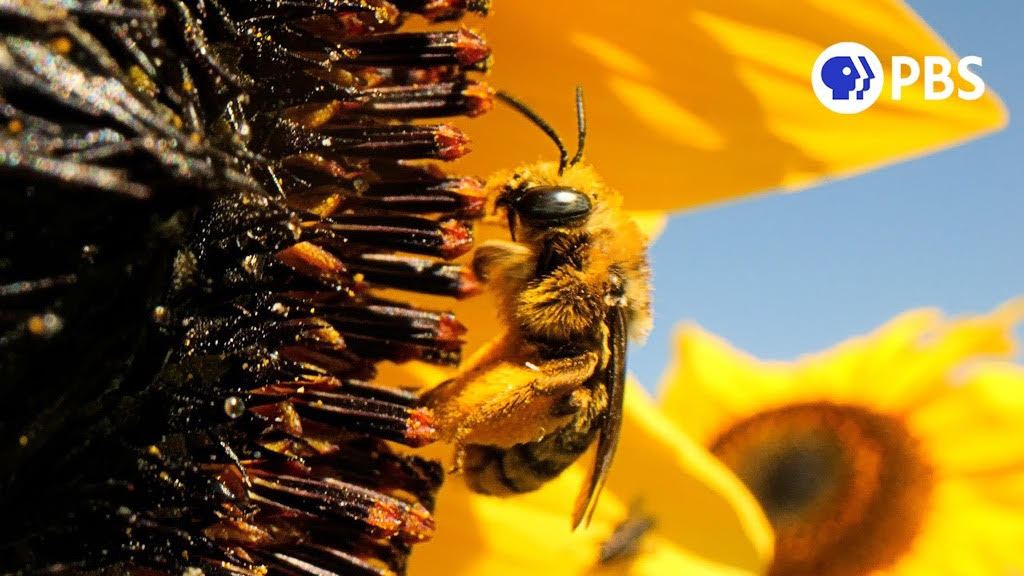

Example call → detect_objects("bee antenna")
496 90 569 175
569 86 586 168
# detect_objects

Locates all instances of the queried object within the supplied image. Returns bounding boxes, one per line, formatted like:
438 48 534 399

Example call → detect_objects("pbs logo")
812 42 884 114
812 42 986 114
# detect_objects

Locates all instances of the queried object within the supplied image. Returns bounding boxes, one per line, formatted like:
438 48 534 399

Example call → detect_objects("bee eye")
512 186 592 227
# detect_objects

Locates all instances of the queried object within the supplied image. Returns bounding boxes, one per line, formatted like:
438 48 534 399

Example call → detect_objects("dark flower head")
1 0 490 573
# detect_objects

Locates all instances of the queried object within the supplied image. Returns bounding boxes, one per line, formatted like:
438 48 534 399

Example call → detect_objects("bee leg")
472 240 534 284
423 346 599 451
552 387 589 416
527 350 600 396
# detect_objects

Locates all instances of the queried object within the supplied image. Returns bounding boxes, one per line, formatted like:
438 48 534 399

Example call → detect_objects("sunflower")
2 1 493 573
661 299 1024 576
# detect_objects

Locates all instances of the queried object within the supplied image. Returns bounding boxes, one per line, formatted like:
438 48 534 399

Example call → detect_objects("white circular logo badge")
812 42 884 114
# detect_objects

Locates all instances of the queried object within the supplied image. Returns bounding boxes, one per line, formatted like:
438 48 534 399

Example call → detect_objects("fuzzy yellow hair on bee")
422 88 652 529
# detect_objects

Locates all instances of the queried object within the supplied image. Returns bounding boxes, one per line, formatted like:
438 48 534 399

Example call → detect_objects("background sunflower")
660 300 1024 576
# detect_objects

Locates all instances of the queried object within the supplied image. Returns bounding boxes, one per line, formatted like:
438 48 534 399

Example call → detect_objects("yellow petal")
853 299 1024 416
408 473 619 576
408 380 772 576
619 534 766 576
660 301 1024 441
659 324 790 444
789 308 943 410
908 362 1024 476
455 0 1006 211
883 478 1024 576
608 381 774 573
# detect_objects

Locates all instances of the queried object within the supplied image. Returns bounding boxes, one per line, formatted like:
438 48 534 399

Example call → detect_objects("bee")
423 87 652 529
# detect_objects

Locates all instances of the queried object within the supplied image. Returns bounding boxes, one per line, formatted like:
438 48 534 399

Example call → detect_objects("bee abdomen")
464 424 599 495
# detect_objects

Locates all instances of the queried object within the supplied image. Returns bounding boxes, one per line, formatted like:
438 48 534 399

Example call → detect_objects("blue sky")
631 0 1024 390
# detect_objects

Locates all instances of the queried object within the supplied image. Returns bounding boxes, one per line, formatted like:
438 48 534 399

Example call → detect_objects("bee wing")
571 306 627 529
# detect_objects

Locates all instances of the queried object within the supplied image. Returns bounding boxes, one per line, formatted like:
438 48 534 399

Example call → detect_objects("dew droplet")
152 305 168 323
286 215 302 240
27 313 63 338
223 396 245 419
81 244 99 263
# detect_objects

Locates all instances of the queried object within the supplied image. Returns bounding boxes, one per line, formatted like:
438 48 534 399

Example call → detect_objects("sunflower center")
709 402 933 576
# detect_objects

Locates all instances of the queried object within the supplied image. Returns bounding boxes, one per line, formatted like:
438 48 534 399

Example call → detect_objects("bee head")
492 87 592 240
496 184 592 241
